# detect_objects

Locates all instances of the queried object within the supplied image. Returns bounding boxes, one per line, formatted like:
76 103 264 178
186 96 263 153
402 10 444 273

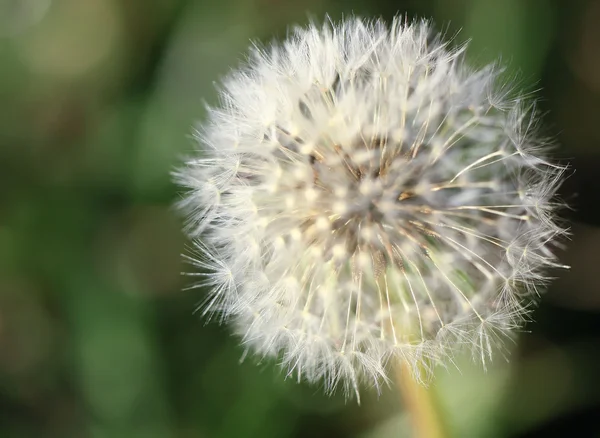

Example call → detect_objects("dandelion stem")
396 362 448 438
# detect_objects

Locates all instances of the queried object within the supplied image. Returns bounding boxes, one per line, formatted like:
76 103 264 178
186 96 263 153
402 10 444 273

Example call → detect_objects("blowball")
174 17 567 399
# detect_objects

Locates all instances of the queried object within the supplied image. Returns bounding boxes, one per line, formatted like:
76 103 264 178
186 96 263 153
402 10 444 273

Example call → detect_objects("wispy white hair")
174 16 567 401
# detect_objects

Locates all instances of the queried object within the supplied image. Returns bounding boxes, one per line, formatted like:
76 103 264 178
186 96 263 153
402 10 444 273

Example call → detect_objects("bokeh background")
1 0 599 437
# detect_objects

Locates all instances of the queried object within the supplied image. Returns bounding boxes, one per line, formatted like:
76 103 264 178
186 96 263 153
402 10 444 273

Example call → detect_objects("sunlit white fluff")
174 17 567 400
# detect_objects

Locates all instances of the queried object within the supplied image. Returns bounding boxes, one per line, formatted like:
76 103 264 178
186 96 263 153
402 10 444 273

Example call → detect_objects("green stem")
396 361 449 438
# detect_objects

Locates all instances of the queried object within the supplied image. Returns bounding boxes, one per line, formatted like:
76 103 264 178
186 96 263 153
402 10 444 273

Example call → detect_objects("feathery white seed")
174 17 568 400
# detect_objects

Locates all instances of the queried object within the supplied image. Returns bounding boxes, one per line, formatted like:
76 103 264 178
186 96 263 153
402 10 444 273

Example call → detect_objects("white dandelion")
174 16 567 400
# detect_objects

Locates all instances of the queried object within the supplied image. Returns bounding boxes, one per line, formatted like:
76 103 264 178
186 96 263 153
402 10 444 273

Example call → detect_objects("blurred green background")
1 0 599 437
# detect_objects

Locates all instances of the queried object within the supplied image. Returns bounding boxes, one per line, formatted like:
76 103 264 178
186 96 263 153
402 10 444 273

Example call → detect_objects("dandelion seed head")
174 16 567 399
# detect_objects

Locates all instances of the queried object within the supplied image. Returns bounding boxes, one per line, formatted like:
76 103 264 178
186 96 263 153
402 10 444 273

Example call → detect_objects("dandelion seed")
174 16 568 399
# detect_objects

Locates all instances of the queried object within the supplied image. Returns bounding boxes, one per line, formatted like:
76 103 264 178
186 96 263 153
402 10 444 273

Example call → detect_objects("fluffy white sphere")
175 17 567 400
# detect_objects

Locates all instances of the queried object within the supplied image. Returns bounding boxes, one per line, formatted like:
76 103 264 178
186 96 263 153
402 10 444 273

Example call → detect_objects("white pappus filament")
174 17 568 400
